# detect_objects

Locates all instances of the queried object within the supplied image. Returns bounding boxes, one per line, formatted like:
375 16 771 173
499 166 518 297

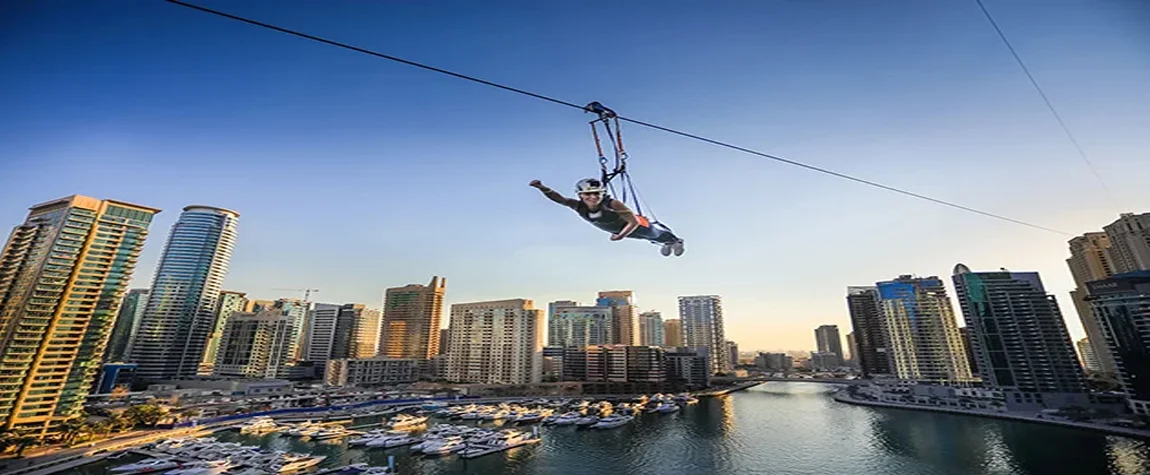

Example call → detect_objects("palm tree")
11 428 39 457
58 418 87 446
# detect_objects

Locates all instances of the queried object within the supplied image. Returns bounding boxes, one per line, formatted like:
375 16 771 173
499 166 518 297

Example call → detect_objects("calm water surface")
72 383 1150 475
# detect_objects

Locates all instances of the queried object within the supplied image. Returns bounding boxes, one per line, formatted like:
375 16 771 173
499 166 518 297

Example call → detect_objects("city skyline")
4 2 1148 353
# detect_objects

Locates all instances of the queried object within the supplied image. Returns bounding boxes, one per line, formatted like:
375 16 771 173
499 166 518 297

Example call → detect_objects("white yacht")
269 453 326 473
553 412 583 425
656 403 681 413
591 415 633 429
239 417 280 434
388 414 429 430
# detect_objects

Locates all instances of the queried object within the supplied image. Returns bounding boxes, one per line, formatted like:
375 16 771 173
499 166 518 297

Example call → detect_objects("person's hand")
529 180 543 189
610 233 624 241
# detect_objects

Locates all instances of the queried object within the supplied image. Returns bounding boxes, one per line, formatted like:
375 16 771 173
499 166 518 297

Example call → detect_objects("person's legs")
627 222 684 256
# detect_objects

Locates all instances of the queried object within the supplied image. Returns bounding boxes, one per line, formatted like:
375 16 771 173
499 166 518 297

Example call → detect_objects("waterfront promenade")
833 389 1150 440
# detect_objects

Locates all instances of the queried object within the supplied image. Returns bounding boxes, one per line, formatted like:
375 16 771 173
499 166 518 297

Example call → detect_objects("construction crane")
272 288 319 302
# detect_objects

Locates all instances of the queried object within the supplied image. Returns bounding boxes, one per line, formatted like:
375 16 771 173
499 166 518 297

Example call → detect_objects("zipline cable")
165 0 1072 236
973 0 1117 206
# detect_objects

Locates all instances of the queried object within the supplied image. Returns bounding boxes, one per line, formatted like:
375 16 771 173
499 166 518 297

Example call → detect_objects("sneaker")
672 240 684 256
660 243 672 256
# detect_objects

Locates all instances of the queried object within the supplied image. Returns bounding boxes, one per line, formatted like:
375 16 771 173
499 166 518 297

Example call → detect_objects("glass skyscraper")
131 205 239 380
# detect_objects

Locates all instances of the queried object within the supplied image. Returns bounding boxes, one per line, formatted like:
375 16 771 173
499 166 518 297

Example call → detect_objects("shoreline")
832 390 1150 440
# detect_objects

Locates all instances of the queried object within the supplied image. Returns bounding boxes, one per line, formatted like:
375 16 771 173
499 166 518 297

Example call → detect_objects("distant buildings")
845 332 858 368
1066 213 1150 377
325 357 419 387
380 276 446 360
663 319 683 347
1077 338 1101 373
560 345 666 383
875 275 974 384
679 295 728 374
0 195 159 437
214 310 295 379
548 301 613 347
666 347 711 389
952 264 1089 409
106 289 150 362
1067 232 1121 375
1103 213 1150 272
810 352 840 371
726 341 739 370
846 286 891 378
200 290 249 374
598 291 639 346
814 325 844 368
132 205 240 380
337 304 381 359
756 352 793 372
639 311 665 347
1085 271 1150 415
447 299 543 384
304 303 342 367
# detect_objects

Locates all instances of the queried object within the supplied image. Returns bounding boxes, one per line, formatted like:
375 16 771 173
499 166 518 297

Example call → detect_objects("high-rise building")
678 295 727 374
438 328 449 356
959 327 980 378
638 311 665 346
303 303 342 372
1067 232 1121 375
953 265 1088 408
663 319 683 347
200 290 248 374
214 310 295 379
380 276 446 359
1084 271 1150 415
1105 213 1150 273
0 196 159 437
598 291 639 346
106 289 150 362
131 205 239 380
548 302 613 347
1077 338 1101 373
814 325 844 367
875 275 974 383
446 299 542 384
846 286 891 378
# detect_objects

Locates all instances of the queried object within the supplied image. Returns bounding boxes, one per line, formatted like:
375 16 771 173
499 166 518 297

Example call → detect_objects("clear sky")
2 0 1148 352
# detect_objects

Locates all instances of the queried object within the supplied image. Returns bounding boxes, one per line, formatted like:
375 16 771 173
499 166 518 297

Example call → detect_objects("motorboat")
591 415 633 429
574 416 600 427
656 403 681 413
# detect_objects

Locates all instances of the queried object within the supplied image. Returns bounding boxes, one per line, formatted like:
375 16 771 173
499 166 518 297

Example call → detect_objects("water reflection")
63 385 1150 475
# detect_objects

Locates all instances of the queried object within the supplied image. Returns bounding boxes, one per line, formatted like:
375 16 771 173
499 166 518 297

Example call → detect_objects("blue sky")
2 0 1148 351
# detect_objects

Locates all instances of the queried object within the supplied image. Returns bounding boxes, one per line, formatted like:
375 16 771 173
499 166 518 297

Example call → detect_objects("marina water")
69 383 1150 475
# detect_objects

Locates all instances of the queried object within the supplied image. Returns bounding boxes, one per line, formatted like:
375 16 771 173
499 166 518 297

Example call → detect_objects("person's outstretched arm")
530 180 579 209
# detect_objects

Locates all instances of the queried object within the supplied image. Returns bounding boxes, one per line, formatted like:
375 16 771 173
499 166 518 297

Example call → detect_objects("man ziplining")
530 178 685 257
